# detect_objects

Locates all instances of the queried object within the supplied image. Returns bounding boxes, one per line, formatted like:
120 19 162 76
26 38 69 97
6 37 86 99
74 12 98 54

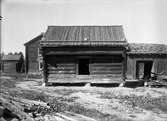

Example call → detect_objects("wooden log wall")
46 56 76 80
45 55 123 82
90 56 123 77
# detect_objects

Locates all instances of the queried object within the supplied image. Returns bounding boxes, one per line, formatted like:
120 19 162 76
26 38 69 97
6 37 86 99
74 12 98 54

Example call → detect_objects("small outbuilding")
2 54 24 73
127 43 167 79
24 33 43 74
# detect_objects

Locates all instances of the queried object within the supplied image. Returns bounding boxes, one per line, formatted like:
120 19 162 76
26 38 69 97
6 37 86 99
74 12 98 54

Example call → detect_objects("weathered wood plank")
92 71 122 74
0 97 35 121
48 74 76 78
48 63 75 66
92 66 122 69
46 51 124 55
48 70 75 74
56 113 78 121
64 111 97 121
92 68 122 72
91 63 122 66
48 66 76 70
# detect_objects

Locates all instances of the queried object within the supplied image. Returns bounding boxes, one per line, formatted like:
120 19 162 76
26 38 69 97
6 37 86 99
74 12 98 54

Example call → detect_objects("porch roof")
128 43 167 55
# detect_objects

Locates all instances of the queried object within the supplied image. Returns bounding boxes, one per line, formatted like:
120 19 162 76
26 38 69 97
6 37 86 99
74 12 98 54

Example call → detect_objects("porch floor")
48 76 123 84
46 76 145 87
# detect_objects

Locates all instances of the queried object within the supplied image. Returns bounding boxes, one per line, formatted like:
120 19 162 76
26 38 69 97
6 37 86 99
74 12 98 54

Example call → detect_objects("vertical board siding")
127 56 167 79
28 61 40 73
157 58 167 75
127 57 135 79
27 40 40 73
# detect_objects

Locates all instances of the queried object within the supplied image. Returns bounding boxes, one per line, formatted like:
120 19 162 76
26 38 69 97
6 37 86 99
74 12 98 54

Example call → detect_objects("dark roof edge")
127 53 167 55
24 33 44 46
129 43 167 46
47 25 123 27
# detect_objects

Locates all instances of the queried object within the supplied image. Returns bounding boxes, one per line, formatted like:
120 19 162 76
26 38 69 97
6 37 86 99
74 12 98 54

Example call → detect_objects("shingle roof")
128 43 167 54
41 26 128 47
2 55 22 61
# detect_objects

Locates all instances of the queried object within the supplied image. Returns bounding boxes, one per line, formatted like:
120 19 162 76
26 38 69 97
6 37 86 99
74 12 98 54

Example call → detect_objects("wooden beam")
46 51 124 55
41 48 48 86
0 96 35 121
43 57 48 85
25 46 28 73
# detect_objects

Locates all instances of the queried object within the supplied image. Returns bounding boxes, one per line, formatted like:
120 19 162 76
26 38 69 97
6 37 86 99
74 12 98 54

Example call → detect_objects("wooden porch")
45 77 146 88
43 75 124 87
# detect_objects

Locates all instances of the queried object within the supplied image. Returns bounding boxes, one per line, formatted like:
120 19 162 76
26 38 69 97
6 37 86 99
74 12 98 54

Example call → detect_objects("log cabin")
24 26 167 86
40 26 128 85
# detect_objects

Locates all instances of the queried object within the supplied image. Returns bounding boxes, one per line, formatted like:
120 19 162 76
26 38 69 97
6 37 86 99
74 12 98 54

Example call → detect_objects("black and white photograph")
0 0 167 121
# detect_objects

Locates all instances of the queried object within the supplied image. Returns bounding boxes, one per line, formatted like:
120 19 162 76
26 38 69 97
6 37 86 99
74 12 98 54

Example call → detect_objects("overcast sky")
1 0 167 54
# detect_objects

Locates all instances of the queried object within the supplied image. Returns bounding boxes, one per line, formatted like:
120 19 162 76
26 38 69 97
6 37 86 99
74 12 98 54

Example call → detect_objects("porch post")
122 50 127 81
41 47 48 86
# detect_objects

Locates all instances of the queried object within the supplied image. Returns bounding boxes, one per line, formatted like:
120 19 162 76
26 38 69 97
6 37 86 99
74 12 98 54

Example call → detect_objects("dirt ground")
1 75 167 121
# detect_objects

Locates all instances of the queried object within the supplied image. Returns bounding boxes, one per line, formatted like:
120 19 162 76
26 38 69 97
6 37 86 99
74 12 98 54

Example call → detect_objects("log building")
40 26 128 85
24 26 167 85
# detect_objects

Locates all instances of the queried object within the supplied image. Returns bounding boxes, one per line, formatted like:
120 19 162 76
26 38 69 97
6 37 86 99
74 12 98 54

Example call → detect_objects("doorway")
136 61 153 79
78 59 90 75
